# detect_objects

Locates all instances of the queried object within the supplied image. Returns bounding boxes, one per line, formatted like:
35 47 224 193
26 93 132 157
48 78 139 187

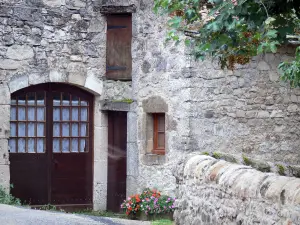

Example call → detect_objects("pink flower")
231 0 238 5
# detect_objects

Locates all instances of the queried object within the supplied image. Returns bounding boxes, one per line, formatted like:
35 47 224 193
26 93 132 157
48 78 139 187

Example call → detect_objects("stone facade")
174 155 300 225
0 0 299 218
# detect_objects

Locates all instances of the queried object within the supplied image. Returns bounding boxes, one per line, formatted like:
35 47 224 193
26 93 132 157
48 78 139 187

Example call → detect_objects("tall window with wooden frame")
152 113 165 155
106 14 132 80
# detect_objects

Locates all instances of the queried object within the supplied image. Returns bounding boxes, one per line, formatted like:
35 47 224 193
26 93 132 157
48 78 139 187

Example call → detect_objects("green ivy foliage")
154 0 300 86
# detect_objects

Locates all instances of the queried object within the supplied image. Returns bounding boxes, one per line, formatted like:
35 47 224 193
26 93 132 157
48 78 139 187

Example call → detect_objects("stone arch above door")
7 71 103 96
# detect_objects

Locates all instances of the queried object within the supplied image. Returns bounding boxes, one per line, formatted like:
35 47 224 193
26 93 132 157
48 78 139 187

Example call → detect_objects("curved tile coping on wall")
184 155 300 206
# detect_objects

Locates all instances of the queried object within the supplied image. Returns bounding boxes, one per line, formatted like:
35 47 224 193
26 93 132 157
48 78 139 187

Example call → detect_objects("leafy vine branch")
154 0 300 87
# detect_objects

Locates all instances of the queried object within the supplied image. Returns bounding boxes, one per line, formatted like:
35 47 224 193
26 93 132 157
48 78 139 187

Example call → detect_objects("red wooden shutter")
153 113 165 155
106 14 132 80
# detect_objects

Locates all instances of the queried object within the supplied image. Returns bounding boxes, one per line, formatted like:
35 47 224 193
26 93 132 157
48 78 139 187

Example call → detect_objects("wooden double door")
9 83 93 207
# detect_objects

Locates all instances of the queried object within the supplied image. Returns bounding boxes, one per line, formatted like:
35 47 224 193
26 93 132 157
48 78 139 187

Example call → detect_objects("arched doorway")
9 83 93 207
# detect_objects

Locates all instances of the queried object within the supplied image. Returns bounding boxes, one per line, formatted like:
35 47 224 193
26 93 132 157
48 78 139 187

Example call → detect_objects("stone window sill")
142 153 166 166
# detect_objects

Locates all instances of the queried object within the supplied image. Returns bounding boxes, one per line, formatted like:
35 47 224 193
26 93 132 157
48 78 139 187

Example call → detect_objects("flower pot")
128 211 141 220
138 212 174 221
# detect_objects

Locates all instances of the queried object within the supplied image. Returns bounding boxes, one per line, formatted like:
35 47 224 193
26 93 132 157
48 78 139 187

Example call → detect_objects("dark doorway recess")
107 111 127 212
9 83 94 209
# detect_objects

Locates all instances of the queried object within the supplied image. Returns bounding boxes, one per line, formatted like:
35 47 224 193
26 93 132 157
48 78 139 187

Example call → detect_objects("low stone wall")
174 155 300 225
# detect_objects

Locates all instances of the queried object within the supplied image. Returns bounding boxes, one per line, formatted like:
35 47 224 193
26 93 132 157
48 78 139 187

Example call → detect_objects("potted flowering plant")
120 194 141 219
121 188 176 221
139 188 175 220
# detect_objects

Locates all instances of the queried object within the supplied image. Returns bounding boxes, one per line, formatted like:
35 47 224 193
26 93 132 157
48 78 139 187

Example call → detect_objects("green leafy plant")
0 185 21 205
276 164 286 176
154 0 300 86
279 46 300 87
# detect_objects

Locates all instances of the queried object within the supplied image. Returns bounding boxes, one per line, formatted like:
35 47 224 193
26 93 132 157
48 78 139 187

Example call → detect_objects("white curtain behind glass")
52 97 88 153
9 96 45 153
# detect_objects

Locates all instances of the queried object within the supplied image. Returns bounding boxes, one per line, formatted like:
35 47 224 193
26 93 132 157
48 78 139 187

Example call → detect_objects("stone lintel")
100 100 131 112
142 96 168 113
95 4 137 14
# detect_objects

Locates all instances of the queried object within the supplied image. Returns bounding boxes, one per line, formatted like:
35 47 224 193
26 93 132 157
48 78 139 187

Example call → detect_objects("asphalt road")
0 204 151 225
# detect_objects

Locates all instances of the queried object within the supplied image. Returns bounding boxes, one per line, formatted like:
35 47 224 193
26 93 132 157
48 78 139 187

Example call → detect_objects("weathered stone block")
289 165 300 178
67 62 87 86
0 84 10 104
94 127 108 162
127 143 138 176
0 164 9 189
142 96 168 113
0 59 22 70
127 111 137 143
6 45 34 60
0 106 9 139
93 182 107 211
100 100 131 111
257 61 270 70
0 139 9 165
9 74 29 93
84 71 103 95
49 70 67 82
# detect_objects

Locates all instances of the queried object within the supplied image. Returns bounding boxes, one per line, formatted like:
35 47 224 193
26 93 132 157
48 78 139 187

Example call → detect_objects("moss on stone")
112 98 134 104
212 152 221 159
243 155 271 172
210 152 237 163
201 152 210 156
243 155 251 166
276 164 285 176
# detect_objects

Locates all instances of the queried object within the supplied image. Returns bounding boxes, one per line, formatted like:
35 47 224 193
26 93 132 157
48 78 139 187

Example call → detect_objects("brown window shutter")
106 14 132 80
152 113 165 155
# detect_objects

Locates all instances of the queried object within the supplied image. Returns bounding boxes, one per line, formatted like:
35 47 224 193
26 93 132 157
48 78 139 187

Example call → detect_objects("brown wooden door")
9 83 93 207
107 111 127 212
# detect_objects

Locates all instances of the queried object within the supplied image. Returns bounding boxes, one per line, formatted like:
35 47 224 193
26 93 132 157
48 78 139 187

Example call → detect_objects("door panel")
50 90 93 205
107 111 127 212
51 154 92 205
10 154 48 205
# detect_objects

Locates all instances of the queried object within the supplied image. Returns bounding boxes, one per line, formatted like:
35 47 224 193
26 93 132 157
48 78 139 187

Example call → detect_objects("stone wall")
174 155 300 225
188 49 300 169
134 1 300 198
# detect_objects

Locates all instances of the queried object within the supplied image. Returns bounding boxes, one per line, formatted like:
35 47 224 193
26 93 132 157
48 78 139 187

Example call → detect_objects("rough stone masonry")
174 155 300 225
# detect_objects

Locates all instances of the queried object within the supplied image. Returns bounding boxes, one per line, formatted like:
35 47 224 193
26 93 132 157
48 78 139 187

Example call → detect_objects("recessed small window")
152 113 165 155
